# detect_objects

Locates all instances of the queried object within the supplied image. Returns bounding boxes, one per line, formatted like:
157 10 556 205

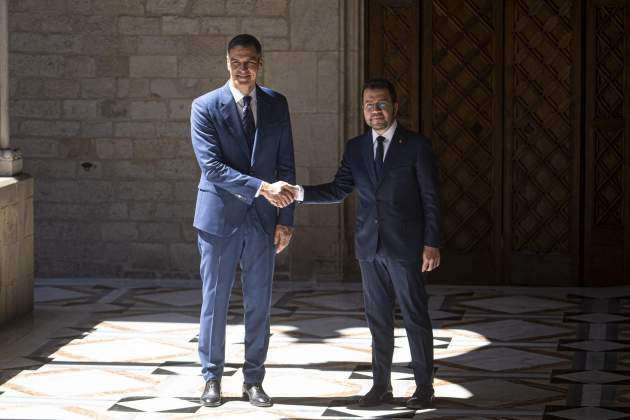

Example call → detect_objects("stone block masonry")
8 0 353 281
0 175 34 325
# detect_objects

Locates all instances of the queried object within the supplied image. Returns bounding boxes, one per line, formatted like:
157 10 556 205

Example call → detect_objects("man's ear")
393 102 399 118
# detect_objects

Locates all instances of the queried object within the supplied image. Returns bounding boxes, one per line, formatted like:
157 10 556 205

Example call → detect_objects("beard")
369 117 389 130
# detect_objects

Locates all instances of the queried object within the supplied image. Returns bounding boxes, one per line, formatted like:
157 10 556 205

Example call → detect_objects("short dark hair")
227 34 262 55
362 78 397 103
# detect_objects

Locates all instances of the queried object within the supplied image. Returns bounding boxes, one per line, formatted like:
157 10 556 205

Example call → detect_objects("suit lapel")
360 131 378 188
250 85 266 167
218 82 251 163
377 124 407 188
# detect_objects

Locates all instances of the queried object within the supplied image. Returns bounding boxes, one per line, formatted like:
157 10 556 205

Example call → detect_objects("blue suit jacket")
303 125 441 262
191 82 295 237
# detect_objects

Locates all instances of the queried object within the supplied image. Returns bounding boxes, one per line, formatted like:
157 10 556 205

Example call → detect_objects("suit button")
374 220 378 224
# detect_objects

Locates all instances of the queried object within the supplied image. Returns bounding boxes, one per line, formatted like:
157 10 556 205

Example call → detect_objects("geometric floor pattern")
1 279 629 419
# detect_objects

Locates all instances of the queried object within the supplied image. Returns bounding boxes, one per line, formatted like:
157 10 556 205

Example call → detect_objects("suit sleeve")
191 99 262 204
302 143 355 204
276 97 296 227
415 138 441 247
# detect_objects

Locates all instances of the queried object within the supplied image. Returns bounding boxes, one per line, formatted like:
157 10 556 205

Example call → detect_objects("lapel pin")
398 139 402 144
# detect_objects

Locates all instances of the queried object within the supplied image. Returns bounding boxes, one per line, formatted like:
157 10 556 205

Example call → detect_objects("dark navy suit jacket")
191 82 295 237
303 124 440 262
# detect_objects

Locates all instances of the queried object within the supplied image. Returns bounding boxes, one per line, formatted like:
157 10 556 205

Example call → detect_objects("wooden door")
365 0 627 286
367 0 505 284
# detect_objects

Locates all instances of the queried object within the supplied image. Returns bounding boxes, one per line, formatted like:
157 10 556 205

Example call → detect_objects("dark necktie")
242 95 255 153
374 136 385 180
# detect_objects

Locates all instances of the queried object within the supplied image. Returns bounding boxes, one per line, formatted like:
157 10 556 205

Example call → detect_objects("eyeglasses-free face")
226 46 262 91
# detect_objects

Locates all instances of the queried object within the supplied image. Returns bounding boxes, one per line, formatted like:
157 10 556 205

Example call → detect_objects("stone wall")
8 0 362 280
0 175 34 324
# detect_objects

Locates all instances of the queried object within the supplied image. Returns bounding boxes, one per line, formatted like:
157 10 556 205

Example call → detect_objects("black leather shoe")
358 385 394 407
406 385 434 409
200 379 221 407
242 383 272 407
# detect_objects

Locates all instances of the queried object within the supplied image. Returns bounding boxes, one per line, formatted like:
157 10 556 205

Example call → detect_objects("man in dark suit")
190 34 296 408
293 79 441 409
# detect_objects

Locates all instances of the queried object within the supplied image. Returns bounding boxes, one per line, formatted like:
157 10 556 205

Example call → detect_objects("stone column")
0 0 22 176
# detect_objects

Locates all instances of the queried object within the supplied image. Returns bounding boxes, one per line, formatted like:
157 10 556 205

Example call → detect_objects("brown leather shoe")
242 383 272 407
200 379 221 407
358 385 394 407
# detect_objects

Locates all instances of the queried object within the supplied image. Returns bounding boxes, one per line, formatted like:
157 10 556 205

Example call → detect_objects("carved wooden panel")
584 0 630 286
504 0 582 285
421 0 504 283
366 0 420 131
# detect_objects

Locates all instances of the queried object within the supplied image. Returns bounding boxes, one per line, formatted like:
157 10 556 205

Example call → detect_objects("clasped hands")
259 181 442 268
259 181 299 208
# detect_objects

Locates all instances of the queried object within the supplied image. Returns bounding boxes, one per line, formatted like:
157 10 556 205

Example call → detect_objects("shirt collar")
229 80 257 105
372 120 398 144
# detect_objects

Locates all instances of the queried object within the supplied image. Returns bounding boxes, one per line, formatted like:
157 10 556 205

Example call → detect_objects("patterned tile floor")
1 279 630 419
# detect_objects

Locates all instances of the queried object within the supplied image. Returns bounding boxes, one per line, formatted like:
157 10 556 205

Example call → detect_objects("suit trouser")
359 252 433 387
197 208 275 383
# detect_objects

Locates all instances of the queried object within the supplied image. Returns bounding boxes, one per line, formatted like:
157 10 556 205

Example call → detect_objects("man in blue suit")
190 34 296 408
293 79 441 409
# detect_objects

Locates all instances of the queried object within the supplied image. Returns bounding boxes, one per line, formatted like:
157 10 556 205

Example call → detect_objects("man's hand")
260 181 295 208
285 184 301 201
421 246 440 272
274 224 294 254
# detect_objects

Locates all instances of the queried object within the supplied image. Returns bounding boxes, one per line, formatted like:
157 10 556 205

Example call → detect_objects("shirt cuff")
254 180 264 197
296 185 304 202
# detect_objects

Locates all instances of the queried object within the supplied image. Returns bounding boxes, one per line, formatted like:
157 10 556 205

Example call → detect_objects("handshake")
259 181 300 208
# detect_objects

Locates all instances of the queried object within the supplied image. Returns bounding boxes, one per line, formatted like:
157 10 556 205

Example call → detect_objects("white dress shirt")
229 80 257 125
229 81 262 196
372 120 397 162
296 120 399 201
